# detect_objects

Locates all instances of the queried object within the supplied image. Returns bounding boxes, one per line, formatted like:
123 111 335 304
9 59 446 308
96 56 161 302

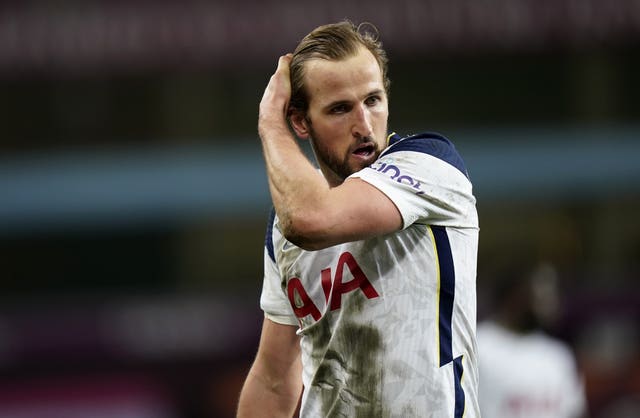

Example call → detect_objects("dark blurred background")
0 0 639 417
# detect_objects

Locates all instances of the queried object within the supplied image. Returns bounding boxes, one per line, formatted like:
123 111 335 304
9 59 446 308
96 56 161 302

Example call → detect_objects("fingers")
259 54 293 122
264 53 292 94
276 53 293 76
268 53 293 96
278 53 293 66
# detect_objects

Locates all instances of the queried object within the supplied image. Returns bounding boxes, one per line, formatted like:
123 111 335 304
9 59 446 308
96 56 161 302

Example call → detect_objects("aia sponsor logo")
287 252 379 324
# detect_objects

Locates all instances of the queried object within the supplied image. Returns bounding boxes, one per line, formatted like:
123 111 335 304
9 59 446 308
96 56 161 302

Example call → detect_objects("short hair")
289 20 390 113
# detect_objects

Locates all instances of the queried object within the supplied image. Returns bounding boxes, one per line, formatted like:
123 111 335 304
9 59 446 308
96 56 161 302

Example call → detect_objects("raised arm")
237 318 302 418
258 54 401 251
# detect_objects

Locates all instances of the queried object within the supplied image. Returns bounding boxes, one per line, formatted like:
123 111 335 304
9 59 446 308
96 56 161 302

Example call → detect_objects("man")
477 261 587 418
237 21 479 417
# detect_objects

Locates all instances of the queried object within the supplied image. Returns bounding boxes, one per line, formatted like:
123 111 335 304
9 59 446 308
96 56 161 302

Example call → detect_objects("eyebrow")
323 100 349 112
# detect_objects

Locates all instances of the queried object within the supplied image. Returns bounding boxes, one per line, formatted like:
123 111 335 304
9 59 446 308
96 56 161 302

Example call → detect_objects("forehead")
303 48 384 106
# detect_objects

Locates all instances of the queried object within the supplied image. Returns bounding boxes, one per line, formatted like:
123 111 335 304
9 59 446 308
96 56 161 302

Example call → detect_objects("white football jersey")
261 132 480 417
477 321 587 418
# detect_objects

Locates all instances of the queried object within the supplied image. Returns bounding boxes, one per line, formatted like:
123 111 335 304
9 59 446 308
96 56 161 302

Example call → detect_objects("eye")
365 95 381 106
330 104 349 114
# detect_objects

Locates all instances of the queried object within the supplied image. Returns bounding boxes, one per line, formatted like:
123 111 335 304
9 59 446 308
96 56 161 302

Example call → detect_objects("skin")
292 48 390 187
237 46 403 417
236 318 302 418
259 47 402 250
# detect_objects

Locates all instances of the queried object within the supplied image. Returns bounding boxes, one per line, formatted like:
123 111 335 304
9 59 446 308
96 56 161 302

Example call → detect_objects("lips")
353 143 375 157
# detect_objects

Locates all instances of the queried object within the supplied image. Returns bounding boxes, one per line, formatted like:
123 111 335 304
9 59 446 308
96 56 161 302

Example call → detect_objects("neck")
321 168 344 188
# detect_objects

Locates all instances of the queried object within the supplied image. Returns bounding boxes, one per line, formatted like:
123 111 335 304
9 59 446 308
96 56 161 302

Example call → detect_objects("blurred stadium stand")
1 0 639 417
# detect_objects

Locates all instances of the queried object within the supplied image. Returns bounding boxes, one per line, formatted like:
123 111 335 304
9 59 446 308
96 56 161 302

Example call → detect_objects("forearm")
259 122 331 240
258 54 340 249
237 319 302 417
237 367 301 418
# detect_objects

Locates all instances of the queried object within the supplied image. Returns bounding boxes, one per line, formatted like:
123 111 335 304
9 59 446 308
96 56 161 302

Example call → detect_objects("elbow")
279 211 330 251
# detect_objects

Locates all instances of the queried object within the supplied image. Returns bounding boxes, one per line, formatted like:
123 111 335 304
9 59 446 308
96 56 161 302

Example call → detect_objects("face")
291 47 389 186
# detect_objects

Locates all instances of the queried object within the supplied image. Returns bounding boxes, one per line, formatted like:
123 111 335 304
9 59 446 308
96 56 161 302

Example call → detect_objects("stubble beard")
308 129 381 185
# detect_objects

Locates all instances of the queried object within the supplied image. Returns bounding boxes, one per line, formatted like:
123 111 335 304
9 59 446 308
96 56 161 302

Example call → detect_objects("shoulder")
383 132 469 179
265 209 302 263
528 331 577 360
477 320 509 345
264 208 277 263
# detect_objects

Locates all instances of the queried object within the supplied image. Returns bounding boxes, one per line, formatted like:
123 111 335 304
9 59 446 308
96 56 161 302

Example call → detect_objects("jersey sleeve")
259 212 299 327
350 133 478 229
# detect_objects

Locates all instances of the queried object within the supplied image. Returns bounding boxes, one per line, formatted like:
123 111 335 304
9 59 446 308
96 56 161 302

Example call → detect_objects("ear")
288 108 311 140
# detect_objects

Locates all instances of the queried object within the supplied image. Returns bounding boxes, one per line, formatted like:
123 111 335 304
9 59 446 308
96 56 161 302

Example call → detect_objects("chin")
362 154 378 168
350 162 371 174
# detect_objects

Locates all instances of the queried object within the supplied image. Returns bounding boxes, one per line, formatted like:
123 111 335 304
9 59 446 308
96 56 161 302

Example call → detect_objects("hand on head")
259 54 293 129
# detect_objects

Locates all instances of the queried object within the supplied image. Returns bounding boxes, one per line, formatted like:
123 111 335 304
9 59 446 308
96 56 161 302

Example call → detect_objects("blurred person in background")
477 260 587 418
237 20 480 417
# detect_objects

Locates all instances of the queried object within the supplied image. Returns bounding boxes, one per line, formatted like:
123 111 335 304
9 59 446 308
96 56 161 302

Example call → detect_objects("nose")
351 104 373 138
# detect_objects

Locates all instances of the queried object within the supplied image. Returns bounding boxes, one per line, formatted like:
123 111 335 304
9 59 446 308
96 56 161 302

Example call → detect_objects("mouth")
352 142 376 160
